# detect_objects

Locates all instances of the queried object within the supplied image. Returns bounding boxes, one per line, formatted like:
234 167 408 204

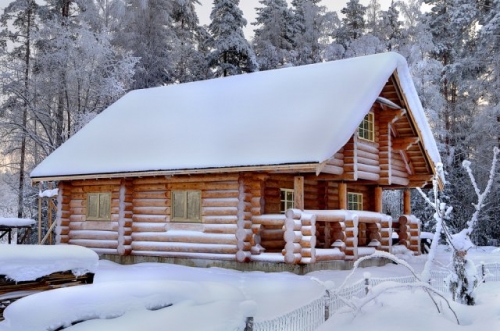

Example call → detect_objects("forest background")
0 0 499 245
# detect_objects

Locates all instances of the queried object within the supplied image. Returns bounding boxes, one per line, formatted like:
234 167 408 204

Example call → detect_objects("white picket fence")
250 262 500 331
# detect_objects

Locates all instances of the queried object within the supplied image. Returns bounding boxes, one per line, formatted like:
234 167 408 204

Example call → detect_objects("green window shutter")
187 191 201 221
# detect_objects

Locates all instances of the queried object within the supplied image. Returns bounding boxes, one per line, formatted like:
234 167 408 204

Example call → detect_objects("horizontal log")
260 240 286 250
69 230 118 240
202 206 238 216
71 179 122 186
345 237 358 247
300 247 316 258
133 199 168 208
284 242 302 253
284 230 302 243
301 226 316 237
132 215 167 223
327 158 344 167
260 229 284 240
300 236 316 248
285 218 302 231
202 198 239 208
356 171 380 182
203 224 237 234
131 242 238 254
68 239 118 249
284 252 301 264
357 163 381 174
321 165 343 175
69 221 118 231
132 232 237 245
133 184 167 192
202 215 238 224
133 206 169 215
132 223 167 232
315 249 345 261
390 176 410 186
252 215 286 226
202 190 239 199
357 140 379 154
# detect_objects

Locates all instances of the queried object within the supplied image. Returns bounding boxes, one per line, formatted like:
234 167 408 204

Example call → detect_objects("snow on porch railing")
247 262 500 331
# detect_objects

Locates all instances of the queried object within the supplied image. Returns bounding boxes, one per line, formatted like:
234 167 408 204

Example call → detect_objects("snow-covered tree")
289 0 325 65
332 0 367 51
113 0 177 88
206 0 258 77
0 0 40 218
171 0 208 82
377 0 403 51
252 0 294 70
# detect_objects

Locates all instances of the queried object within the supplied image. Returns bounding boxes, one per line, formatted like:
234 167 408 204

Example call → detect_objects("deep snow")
1 245 500 330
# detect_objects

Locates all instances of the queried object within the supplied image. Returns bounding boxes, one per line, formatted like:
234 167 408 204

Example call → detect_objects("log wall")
67 179 122 254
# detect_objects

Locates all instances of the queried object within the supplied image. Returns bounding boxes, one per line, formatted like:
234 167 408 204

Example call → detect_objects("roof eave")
30 162 320 184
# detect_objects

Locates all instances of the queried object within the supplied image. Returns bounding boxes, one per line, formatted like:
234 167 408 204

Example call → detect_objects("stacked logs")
283 209 316 264
380 215 393 253
397 215 421 254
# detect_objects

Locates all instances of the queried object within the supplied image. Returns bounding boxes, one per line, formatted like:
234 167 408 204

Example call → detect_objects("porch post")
374 187 383 213
294 176 304 210
339 182 347 209
403 189 411 215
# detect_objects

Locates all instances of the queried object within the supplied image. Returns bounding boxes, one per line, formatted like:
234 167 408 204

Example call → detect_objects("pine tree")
114 0 177 88
289 0 324 65
333 0 366 50
252 0 294 70
206 0 257 77
377 0 403 51
171 0 208 82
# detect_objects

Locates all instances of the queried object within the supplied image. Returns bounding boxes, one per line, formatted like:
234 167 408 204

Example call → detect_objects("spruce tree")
252 0 294 70
207 0 257 77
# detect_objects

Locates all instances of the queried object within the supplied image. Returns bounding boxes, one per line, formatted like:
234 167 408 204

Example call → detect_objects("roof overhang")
30 162 320 183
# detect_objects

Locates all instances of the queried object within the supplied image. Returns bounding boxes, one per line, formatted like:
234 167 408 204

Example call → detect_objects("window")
280 188 294 213
87 193 111 221
348 192 363 211
358 112 375 141
172 190 201 222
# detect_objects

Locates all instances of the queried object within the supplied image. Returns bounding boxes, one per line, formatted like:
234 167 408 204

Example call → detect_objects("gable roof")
30 52 441 181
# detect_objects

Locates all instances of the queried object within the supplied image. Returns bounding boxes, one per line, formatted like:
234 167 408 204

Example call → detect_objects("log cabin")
30 52 443 270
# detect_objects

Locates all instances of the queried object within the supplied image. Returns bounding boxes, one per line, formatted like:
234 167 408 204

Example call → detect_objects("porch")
249 209 421 264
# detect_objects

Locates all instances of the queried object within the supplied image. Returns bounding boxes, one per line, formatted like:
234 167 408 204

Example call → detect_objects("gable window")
87 193 111 221
358 112 375 141
348 192 363 211
280 188 294 213
172 190 201 222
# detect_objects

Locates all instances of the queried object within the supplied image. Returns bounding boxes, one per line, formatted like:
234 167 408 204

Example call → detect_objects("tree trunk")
17 1 33 218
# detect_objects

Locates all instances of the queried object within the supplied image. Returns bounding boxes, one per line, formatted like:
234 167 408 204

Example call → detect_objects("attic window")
347 192 363 211
172 190 201 222
87 193 111 221
358 112 375 141
280 189 294 213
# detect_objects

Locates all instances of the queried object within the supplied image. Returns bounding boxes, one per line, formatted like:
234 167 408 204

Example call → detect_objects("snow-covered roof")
0 244 99 282
30 52 441 180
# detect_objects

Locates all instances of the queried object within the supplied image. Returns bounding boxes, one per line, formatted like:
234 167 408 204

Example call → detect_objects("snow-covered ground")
1 245 500 330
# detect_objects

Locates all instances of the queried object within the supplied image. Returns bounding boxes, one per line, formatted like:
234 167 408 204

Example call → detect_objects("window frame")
86 192 111 221
347 192 363 211
358 112 375 142
171 190 202 223
280 188 294 213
